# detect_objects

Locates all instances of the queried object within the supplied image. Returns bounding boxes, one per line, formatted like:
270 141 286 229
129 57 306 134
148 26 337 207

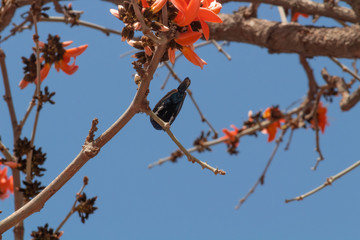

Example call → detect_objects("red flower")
0 164 14 200
180 46 207 69
262 107 285 142
19 39 88 89
172 0 222 40
311 102 329 133
171 30 207 68
221 124 240 147
291 12 309 22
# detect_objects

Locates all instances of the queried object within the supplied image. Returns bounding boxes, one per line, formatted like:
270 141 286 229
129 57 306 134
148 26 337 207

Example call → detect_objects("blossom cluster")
19 34 88 89
221 103 329 154
110 0 222 69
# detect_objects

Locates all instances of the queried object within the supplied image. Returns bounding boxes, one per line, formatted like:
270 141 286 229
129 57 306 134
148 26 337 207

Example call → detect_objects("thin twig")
0 140 14 162
300 55 318 101
235 128 287 209
284 128 294 151
25 11 42 184
18 97 36 131
39 16 122 36
210 40 231 60
0 18 31 44
0 49 19 137
160 71 172 90
330 57 360 82
163 61 219 137
55 177 88 233
277 6 288 23
285 160 360 203
147 110 225 175
311 89 326 171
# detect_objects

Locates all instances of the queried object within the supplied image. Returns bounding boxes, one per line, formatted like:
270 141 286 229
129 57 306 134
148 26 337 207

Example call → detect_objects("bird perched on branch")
150 77 191 130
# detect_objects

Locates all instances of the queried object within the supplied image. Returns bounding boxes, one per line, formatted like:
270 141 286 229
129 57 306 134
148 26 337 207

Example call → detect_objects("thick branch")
221 0 357 23
209 12 360 58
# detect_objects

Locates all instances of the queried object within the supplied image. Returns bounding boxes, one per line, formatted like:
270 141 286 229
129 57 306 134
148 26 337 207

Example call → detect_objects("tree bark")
209 11 360 58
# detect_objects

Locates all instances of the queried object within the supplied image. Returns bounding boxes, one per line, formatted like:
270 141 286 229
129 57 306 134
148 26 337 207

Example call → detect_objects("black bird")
150 77 191 130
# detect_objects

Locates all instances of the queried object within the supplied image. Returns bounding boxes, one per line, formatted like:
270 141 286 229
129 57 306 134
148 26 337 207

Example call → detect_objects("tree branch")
285 160 360 203
220 0 357 23
0 43 168 235
39 16 123 36
147 110 225 175
209 12 360 58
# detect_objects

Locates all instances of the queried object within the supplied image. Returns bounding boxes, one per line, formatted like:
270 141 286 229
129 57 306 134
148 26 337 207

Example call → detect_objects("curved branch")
0 44 167 235
209 12 360 58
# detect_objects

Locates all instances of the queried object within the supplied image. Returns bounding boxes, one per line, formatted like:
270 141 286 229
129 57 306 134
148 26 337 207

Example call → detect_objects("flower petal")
177 0 201 26
140 0 150 8
151 0 167 13
62 40 73 47
171 0 187 15
37 63 51 83
110 8 120 18
175 31 202 46
59 60 79 75
199 19 210 40
168 48 176 65
198 7 223 23
19 79 30 89
64 44 88 58
181 46 207 69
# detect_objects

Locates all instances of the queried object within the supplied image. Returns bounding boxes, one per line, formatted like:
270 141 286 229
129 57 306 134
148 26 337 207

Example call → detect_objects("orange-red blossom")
291 12 309 22
262 107 285 142
151 0 222 68
19 41 88 89
311 102 329 133
0 164 14 200
169 31 207 68
221 124 240 147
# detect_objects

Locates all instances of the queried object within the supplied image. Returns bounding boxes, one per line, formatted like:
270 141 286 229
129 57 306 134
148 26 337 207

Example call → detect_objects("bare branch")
147 110 226 175
285 160 360 203
300 55 318 101
55 176 88 233
235 128 287 209
0 49 19 138
330 57 360 82
39 16 122 36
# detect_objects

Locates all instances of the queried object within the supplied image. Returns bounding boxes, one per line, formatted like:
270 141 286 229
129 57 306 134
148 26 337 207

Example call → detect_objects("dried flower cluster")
31 223 63 240
14 137 47 200
75 193 98 224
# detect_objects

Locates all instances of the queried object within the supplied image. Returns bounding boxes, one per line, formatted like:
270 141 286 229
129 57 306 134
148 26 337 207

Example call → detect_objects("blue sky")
1 1 360 239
